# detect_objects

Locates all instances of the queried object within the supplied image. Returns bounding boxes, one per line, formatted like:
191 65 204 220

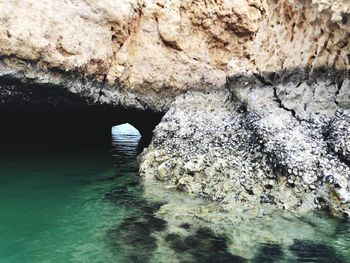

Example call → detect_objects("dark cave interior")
0 77 164 150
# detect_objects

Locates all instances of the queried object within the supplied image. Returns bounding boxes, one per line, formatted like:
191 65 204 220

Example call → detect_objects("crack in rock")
140 77 350 217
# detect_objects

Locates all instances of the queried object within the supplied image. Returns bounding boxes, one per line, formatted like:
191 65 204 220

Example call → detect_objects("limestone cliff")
138 0 350 217
0 0 267 110
1 0 348 110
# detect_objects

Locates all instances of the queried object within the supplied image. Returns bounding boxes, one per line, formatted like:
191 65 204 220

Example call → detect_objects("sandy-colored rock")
246 0 350 73
2 0 347 110
0 0 265 97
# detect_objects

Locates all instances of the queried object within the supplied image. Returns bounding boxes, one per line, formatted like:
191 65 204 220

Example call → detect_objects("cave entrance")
0 76 163 151
111 123 141 154
112 123 141 145
112 123 141 138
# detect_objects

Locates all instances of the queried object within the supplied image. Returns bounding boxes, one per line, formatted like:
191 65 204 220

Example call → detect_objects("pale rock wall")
0 0 348 110
0 0 127 74
245 0 350 73
0 0 265 97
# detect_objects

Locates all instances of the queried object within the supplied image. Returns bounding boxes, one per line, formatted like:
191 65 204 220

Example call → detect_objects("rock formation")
1 0 348 109
140 70 350 217
0 0 349 216
139 0 350 217
0 0 263 110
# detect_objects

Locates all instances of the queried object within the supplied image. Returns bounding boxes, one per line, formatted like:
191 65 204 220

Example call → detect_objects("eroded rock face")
0 0 268 110
1 0 348 111
247 0 350 72
140 71 350 217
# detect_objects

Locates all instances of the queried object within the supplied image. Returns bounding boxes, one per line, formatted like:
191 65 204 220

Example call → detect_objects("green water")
0 125 144 262
1 126 350 262
0 151 133 262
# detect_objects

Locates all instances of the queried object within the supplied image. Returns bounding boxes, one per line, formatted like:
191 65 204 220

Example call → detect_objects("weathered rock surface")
0 0 267 110
140 70 350 217
0 0 349 110
246 0 350 73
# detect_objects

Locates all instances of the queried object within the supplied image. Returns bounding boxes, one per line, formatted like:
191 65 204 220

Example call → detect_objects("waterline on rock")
0 127 349 262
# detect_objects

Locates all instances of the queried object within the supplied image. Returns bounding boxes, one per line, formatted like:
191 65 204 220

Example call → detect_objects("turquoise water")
0 125 144 262
1 124 350 262
0 152 123 262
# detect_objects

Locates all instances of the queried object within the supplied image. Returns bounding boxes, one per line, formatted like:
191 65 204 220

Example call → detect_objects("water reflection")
108 122 350 263
0 120 345 262
111 123 141 158
106 124 167 261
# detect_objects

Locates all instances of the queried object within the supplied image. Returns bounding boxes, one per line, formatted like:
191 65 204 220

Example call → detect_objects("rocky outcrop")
138 0 350 218
0 0 349 216
246 0 350 72
140 70 350 217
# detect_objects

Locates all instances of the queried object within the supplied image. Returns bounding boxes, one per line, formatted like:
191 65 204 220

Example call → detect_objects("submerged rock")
289 240 344 263
165 227 247 263
252 244 284 263
139 177 350 261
